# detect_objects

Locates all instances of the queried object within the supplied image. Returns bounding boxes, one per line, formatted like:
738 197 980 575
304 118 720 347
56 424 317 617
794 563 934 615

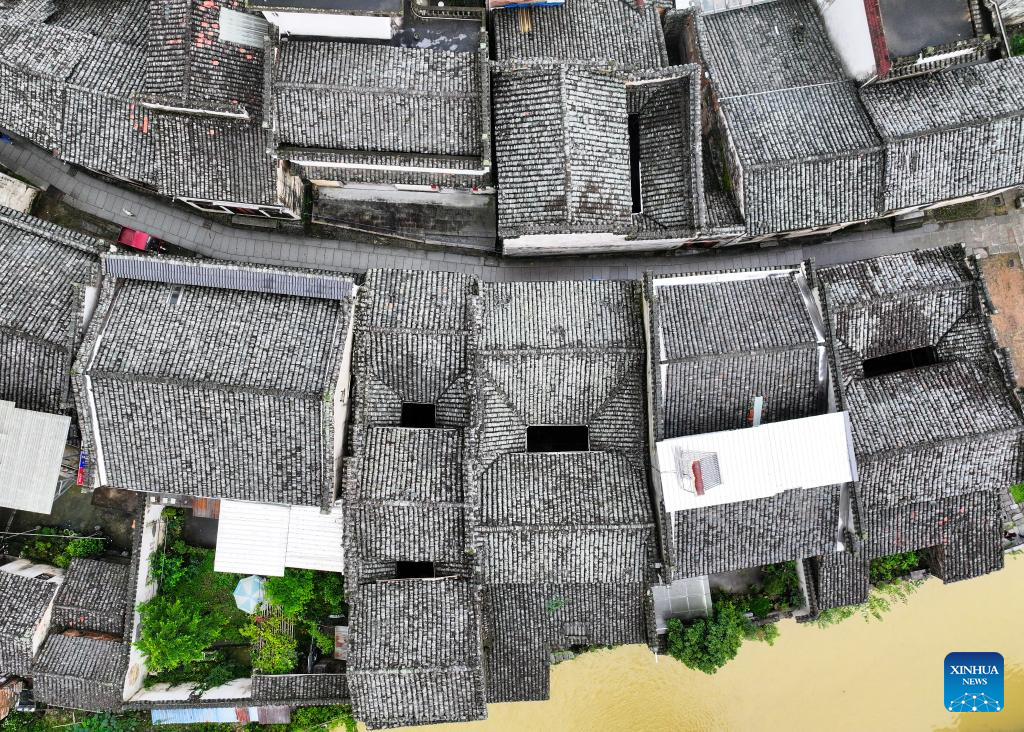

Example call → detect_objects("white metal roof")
0 401 70 514
656 411 857 512
214 501 344 576
285 506 345 572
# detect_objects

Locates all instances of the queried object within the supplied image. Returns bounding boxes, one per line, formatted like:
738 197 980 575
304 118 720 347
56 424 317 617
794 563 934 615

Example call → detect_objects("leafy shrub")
71 714 138 732
869 551 921 584
241 618 298 674
64 538 105 564
1011 483 1024 504
136 595 226 673
289 705 357 732
815 579 922 628
666 601 750 674
20 528 106 569
745 621 780 646
265 569 347 653
760 561 802 609
1012 33 1024 56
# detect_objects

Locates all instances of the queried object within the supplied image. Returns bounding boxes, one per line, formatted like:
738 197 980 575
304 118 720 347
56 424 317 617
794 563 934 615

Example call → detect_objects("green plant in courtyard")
666 600 752 674
869 551 921 584
71 714 138 732
20 528 106 569
241 617 299 674
265 569 347 653
1012 33 1024 56
1011 483 1024 504
136 594 226 673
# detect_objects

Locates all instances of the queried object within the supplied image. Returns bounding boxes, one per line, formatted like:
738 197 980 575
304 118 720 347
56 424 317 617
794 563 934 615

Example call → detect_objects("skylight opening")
527 425 589 453
628 113 643 214
862 346 938 378
401 402 436 428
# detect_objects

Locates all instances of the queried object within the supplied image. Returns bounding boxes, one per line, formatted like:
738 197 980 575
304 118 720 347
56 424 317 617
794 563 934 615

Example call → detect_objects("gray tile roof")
474 279 657 702
251 673 349 704
74 256 355 505
348 578 486 729
32 634 127 712
493 62 703 240
819 246 1024 581
50 559 129 637
0 572 56 677
672 486 842 578
0 0 280 207
143 0 265 115
0 206 100 413
803 549 869 612
699 0 884 235
483 582 648 702
347 427 469 567
270 39 484 159
350 270 476 432
492 0 668 68
647 266 827 439
859 57 1024 211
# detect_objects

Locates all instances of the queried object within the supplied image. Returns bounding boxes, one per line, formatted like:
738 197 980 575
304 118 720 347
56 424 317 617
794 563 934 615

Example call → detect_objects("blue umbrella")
233 575 266 614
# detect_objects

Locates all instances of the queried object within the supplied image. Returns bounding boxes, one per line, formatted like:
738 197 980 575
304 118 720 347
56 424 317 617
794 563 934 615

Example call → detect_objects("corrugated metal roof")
219 8 269 47
214 501 345 576
0 400 70 514
214 501 290 576
656 411 857 512
103 254 355 301
286 506 345 572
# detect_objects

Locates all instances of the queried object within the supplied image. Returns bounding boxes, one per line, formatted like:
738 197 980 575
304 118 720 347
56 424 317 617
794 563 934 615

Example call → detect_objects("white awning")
656 411 857 512
214 501 344 576
0 401 70 514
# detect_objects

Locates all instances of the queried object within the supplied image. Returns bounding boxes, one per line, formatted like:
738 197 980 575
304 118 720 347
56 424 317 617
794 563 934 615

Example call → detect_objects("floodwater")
366 556 1024 732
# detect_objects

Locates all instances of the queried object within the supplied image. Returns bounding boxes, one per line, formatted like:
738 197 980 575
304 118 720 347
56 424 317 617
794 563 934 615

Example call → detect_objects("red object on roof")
117 227 151 251
863 0 891 78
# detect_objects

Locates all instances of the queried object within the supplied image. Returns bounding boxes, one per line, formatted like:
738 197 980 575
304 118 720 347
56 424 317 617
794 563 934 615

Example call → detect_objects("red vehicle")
117 227 165 252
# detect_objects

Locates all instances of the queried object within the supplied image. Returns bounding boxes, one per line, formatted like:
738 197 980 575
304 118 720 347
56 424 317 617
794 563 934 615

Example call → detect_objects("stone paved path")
1 130 1021 281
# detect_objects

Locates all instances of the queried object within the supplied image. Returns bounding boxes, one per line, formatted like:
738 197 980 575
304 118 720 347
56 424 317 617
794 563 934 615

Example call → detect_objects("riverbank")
375 557 1024 732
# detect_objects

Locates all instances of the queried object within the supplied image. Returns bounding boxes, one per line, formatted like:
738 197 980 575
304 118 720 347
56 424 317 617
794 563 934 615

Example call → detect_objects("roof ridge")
85 370 325 400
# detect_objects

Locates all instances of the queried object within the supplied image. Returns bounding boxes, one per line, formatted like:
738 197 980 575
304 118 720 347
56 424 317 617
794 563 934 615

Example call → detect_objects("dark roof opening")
401 402 436 428
628 113 643 214
527 425 589 453
395 561 434 579
877 0 974 57
862 346 938 378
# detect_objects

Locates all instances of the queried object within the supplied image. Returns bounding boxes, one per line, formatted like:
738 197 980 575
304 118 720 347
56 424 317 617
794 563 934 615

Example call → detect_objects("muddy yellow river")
365 556 1024 732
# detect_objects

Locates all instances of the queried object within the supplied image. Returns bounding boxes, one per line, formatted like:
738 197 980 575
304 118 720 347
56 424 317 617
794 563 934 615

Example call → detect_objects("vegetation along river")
365 555 1024 732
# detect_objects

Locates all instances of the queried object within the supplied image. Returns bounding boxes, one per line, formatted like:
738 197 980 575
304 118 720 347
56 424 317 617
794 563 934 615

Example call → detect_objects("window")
527 425 589 453
401 402 436 428
395 561 434 579
628 113 643 214
862 346 938 378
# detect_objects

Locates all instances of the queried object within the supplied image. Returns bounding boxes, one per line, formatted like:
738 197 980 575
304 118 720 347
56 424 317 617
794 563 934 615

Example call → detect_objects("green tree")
63 538 106 565
265 569 316 617
135 595 226 673
71 714 137 732
666 601 750 674
869 551 920 584
814 579 922 628
745 621 780 646
241 618 298 674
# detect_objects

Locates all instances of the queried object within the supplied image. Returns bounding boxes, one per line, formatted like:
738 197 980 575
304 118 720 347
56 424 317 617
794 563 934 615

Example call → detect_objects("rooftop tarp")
0 400 70 514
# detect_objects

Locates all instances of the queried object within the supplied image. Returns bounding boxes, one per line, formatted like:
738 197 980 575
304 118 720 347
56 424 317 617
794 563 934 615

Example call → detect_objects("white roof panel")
285 505 344 573
657 411 857 512
215 502 344 577
214 501 290 576
0 401 70 514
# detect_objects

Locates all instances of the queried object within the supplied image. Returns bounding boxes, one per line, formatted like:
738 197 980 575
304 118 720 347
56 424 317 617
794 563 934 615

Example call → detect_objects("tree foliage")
241 618 299 674
868 551 921 585
20 528 106 569
265 569 347 653
666 601 752 674
814 579 922 628
136 594 226 673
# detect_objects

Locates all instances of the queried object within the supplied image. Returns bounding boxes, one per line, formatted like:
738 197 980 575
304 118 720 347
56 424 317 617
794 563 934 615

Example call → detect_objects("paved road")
2 134 1022 281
